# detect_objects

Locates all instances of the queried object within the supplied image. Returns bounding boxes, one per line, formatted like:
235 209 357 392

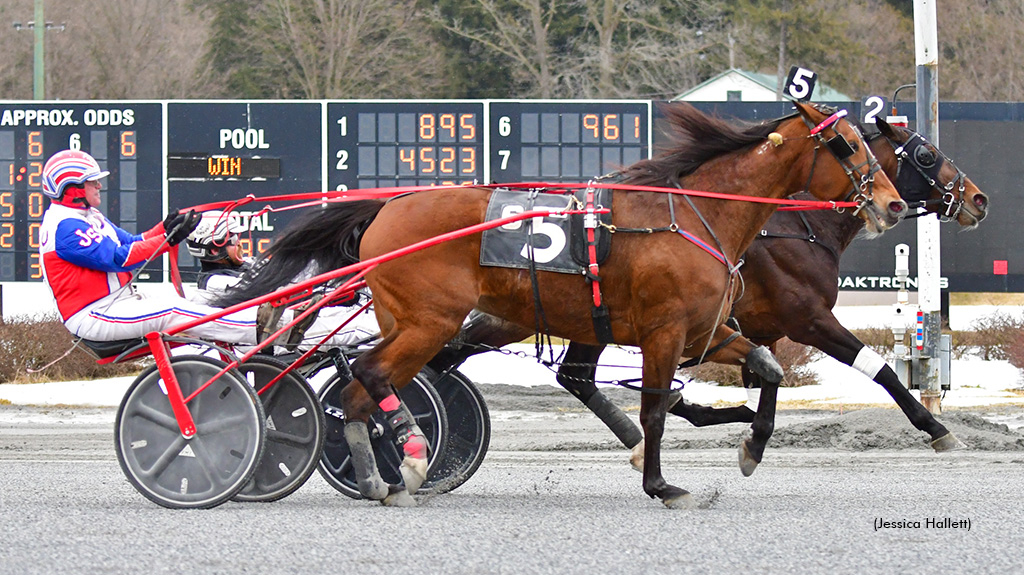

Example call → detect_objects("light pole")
12 0 64 100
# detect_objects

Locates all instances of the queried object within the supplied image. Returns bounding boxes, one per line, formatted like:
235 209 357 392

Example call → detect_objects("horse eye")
849 140 859 152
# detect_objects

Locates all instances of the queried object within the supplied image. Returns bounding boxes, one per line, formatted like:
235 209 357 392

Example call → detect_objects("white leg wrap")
852 346 887 379
744 387 761 411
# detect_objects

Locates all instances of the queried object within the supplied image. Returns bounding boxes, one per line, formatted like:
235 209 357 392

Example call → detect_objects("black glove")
166 210 202 246
162 209 180 232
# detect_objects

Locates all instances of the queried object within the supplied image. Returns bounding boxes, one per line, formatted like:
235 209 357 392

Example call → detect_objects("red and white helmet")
41 150 110 200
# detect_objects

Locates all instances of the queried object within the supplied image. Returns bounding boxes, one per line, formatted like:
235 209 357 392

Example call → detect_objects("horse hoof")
357 478 390 500
738 441 760 477
382 490 418 507
400 456 429 494
629 442 645 473
663 492 697 510
931 432 966 452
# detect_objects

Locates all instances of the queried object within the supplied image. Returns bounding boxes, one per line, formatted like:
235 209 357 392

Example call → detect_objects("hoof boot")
400 456 428 494
629 442 645 473
738 441 760 477
663 492 697 510
931 432 966 452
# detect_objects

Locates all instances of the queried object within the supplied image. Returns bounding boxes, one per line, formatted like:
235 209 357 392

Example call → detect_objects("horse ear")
793 101 818 124
875 116 899 140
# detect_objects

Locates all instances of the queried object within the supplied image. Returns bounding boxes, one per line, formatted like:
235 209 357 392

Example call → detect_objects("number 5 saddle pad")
479 188 612 274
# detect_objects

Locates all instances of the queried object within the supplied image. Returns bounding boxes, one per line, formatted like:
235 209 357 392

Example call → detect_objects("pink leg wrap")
404 436 427 460
379 394 401 412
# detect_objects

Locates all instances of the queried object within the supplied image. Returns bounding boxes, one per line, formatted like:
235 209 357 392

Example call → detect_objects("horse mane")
620 102 784 186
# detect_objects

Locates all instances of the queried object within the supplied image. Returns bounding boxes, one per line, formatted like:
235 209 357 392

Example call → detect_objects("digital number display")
328 102 485 190
489 101 650 183
167 102 322 275
0 103 162 282
167 156 282 180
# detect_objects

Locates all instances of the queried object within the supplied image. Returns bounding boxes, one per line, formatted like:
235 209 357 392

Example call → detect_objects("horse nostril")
974 193 989 210
890 201 906 215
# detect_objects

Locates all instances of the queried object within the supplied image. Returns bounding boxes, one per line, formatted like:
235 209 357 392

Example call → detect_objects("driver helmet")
41 150 110 200
186 210 247 262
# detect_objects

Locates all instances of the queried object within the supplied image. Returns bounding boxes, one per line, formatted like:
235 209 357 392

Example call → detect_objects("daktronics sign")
838 276 949 290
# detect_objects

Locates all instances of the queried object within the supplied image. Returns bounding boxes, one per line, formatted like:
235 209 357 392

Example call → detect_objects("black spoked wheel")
232 356 325 502
316 371 448 499
114 356 266 509
419 366 490 494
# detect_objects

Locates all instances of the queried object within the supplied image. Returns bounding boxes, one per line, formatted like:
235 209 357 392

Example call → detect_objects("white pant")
297 303 379 349
65 289 257 344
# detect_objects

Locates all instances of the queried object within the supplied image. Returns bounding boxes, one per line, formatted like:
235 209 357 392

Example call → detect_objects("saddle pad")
480 189 580 274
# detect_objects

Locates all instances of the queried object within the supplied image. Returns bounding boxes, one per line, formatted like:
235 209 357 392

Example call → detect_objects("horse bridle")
878 130 968 221
800 108 885 217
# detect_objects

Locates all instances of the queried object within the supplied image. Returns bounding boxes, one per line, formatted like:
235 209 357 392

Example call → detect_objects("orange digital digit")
257 239 271 254
419 147 436 174
238 238 253 259
603 114 619 141
439 147 455 174
29 253 42 279
440 114 456 140
460 147 476 174
419 114 435 140
460 114 476 141
399 148 416 173
0 192 13 218
28 192 44 218
0 223 13 248
121 131 136 157
633 115 641 140
7 163 13 186
28 131 43 157
583 114 600 139
28 162 42 188
28 222 40 248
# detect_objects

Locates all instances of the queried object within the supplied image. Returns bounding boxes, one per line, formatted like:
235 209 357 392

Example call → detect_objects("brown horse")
221 102 907 507
428 117 989 473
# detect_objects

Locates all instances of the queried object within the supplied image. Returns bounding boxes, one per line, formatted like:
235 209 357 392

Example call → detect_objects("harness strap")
581 185 615 344
677 331 743 368
524 191 557 363
757 211 840 261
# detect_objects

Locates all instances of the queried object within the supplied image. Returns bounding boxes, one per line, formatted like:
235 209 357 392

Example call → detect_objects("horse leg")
672 323 763 426
788 311 962 450
342 325 458 506
558 342 645 449
638 331 697 509
737 345 784 476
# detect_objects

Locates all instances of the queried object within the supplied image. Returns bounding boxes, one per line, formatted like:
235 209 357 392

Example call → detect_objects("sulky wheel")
418 366 490 494
317 370 448 499
115 356 266 509
232 356 325 502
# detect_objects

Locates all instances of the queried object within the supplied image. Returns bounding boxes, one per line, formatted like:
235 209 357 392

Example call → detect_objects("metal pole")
913 0 942 414
33 0 44 99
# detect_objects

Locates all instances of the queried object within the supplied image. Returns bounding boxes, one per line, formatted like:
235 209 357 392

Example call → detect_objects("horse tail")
213 199 385 307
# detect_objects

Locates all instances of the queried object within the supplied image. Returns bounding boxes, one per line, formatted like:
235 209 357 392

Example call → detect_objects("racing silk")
40 203 167 321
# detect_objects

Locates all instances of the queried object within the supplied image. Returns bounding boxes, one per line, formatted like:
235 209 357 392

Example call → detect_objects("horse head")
790 102 907 234
874 118 988 229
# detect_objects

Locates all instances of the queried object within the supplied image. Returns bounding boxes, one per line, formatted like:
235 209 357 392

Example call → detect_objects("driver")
38 149 267 344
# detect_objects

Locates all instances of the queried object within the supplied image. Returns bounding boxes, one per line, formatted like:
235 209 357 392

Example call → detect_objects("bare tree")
30 0 214 99
0 1 35 98
567 0 728 99
431 0 570 98
251 0 447 99
938 0 1024 101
